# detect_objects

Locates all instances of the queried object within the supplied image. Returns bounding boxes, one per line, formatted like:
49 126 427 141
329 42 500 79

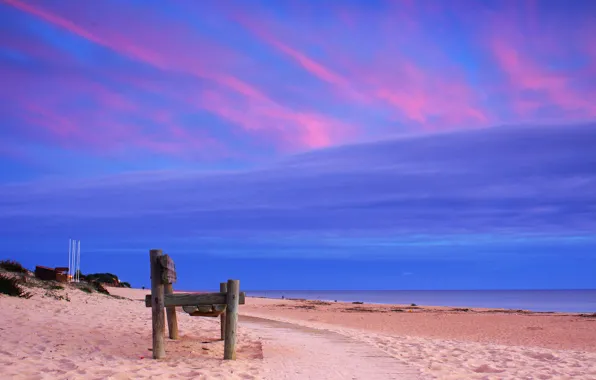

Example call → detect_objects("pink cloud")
6 0 590 162
199 88 351 149
21 98 226 158
2 0 104 45
3 0 352 151
255 31 348 88
131 64 354 149
273 41 347 87
0 62 227 159
232 12 374 106
491 39 596 118
214 74 270 103
21 104 80 140
473 1 596 121
113 66 353 151
230 5 489 131
343 57 489 130
377 90 427 123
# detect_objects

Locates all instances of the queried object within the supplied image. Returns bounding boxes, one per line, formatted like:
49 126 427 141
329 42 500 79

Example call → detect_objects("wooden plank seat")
145 292 246 307
149 248 244 360
182 304 227 317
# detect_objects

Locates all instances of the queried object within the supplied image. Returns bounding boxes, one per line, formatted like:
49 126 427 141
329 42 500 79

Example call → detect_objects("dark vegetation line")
0 259 131 299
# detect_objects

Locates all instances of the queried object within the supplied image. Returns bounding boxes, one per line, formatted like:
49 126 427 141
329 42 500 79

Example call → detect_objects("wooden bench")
147 249 245 360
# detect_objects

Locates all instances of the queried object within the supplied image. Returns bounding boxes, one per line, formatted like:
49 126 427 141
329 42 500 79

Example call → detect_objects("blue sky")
1 0 595 289
2 124 595 289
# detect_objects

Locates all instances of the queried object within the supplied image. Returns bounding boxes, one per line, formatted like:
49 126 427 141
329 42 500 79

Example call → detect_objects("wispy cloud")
2 0 352 153
1 124 594 257
0 0 594 175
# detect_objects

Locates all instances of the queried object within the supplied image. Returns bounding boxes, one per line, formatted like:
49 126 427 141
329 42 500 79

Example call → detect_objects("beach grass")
0 273 33 299
0 259 29 274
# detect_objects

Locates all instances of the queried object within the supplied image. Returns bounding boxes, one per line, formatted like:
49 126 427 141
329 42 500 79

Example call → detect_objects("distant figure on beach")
281 295 284 299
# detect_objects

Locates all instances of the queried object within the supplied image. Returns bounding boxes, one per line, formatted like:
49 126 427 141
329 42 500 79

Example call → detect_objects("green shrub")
79 286 93 293
120 281 131 288
50 284 64 290
0 260 28 273
0 274 32 298
410 303 417 307
85 273 119 284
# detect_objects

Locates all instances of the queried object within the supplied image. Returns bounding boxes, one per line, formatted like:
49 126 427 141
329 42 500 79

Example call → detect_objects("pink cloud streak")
0 64 227 159
3 0 354 150
4 0 592 164
491 38 596 119
232 7 489 131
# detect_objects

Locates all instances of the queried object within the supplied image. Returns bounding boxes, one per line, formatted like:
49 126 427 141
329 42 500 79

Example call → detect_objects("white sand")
0 286 418 379
241 316 419 379
3 284 595 379
0 286 262 380
241 299 596 380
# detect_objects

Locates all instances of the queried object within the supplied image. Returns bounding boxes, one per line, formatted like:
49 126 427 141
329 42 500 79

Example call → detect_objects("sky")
0 0 595 290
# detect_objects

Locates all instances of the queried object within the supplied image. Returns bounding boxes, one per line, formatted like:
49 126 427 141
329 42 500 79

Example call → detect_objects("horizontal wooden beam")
145 292 246 307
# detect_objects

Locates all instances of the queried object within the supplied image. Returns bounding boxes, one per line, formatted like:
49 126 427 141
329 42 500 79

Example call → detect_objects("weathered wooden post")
223 279 239 360
219 282 227 340
164 282 178 340
146 254 244 360
150 249 166 359
159 254 178 340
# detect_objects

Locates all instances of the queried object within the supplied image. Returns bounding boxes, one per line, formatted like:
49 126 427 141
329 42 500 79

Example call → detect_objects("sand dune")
1 286 262 380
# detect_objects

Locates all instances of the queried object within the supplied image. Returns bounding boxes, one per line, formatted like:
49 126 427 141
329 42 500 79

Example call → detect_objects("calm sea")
245 290 596 313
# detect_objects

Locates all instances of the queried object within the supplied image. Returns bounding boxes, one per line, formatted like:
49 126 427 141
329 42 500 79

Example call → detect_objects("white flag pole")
74 240 77 282
72 240 76 281
68 238 72 281
77 240 81 282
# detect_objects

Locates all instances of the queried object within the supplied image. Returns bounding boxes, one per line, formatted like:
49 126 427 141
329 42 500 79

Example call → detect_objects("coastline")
248 294 595 316
245 289 596 313
240 296 596 351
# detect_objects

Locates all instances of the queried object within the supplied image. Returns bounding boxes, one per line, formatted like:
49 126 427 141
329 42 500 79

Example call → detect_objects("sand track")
241 315 421 379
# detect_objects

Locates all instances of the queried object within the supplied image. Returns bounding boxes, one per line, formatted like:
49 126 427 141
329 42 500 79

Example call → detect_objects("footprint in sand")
58 358 78 370
524 351 559 361
472 364 505 373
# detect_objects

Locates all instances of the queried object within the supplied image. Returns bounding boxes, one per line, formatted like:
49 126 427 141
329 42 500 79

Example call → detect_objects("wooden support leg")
223 279 239 360
164 283 179 340
220 282 227 340
150 249 166 359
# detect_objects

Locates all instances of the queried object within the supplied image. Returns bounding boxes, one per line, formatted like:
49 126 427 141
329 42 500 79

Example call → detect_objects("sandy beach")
2 1 595 378
241 297 596 379
1 283 595 379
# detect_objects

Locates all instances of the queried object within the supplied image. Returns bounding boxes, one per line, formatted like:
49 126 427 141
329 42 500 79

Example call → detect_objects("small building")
35 266 70 282
55 267 69 282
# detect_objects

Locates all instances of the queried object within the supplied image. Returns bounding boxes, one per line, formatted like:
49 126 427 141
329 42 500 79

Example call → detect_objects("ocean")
245 289 596 313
